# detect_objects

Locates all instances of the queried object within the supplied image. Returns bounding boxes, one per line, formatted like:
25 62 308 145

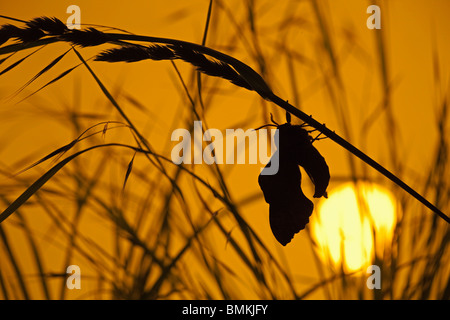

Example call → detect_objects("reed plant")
0 0 448 299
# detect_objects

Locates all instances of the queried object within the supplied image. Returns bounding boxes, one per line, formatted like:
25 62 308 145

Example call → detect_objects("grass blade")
0 225 30 299
0 52 15 66
0 46 43 76
122 152 136 190
16 63 81 103
10 47 72 99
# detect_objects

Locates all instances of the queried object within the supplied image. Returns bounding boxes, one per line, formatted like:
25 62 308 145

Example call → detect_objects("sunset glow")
311 182 396 272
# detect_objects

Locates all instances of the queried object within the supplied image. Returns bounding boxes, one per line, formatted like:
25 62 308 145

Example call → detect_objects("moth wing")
299 144 330 198
289 126 330 198
258 152 299 204
259 157 314 246
269 196 313 246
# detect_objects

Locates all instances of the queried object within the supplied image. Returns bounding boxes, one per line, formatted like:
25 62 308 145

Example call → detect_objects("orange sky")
0 0 449 299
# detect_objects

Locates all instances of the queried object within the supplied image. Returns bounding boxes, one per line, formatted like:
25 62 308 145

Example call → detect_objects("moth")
258 113 330 246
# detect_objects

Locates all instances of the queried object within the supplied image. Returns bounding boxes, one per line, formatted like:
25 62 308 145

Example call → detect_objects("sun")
311 182 396 272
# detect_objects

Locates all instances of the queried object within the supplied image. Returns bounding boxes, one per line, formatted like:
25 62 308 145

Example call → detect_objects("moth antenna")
270 113 279 126
311 132 327 143
254 124 278 131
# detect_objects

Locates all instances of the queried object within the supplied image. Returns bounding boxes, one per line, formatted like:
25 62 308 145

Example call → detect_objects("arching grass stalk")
0 17 448 223
100 33 450 223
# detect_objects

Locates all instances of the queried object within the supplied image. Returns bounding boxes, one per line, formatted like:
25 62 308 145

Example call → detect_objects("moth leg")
311 132 327 143
299 122 309 128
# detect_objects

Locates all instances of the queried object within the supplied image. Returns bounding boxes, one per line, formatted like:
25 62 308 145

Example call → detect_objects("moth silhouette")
258 114 330 246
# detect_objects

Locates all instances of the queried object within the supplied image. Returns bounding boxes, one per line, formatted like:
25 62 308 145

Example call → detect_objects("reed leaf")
11 47 72 98
16 63 82 103
0 46 43 76
123 153 136 191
